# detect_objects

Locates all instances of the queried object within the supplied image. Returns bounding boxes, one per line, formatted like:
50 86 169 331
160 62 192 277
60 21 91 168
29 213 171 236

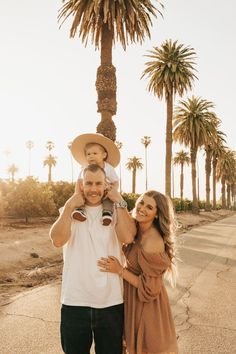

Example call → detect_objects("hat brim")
71 133 120 167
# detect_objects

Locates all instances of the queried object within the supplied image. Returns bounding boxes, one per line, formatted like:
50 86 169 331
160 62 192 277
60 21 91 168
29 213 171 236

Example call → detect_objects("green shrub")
49 181 75 212
5 177 56 222
122 193 140 211
172 198 192 212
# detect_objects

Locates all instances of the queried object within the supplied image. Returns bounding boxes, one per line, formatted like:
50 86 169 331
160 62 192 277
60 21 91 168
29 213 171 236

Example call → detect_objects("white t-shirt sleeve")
104 162 119 183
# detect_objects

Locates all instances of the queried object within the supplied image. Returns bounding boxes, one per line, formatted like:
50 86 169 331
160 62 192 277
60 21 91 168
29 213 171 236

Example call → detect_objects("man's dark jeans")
60 303 124 354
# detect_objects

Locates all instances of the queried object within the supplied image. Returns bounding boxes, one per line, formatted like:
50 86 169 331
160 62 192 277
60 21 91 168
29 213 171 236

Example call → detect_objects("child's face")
85 144 107 166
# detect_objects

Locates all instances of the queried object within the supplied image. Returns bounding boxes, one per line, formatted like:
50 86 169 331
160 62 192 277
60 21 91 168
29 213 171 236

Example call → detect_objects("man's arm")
49 193 84 248
107 188 136 244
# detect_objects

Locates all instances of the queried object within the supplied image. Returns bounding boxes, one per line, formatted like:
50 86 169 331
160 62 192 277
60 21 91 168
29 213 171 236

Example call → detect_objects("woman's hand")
97 256 123 275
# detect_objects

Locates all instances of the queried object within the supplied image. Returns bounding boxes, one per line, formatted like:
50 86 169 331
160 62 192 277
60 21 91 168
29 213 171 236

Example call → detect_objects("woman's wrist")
118 266 125 278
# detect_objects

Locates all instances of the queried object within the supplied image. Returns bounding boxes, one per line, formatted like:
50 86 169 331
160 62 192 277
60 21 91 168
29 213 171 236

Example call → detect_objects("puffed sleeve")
137 249 170 303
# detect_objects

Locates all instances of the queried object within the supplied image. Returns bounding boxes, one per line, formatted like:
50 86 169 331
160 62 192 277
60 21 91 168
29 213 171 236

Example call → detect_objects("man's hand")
106 185 123 203
64 192 85 212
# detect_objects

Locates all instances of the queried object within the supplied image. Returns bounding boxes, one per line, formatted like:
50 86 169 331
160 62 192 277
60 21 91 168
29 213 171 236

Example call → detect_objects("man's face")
81 169 106 206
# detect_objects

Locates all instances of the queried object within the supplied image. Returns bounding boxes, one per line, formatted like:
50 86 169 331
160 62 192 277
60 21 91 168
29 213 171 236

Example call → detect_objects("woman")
98 190 178 354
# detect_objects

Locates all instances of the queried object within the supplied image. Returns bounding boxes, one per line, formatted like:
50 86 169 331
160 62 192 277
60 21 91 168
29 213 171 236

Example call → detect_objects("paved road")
173 214 236 354
1 214 236 354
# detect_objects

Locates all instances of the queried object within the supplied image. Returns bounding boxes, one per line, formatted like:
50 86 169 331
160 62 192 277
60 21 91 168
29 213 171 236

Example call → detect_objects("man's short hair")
83 164 106 178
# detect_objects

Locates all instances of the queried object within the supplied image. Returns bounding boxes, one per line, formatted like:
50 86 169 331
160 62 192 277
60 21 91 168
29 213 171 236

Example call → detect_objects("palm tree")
58 0 163 141
115 141 123 193
26 140 34 177
225 153 236 209
44 141 56 182
67 141 74 183
46 141 55 152
142 39 197 196
173 150 190 200
217 149 236 209
212 141 226 210
203 115 223 211
43 155 57 183
204 124 226 210
7 164 18 182
141 136 151 190
173 96 216 213
126 157 143 193
230 174 236 210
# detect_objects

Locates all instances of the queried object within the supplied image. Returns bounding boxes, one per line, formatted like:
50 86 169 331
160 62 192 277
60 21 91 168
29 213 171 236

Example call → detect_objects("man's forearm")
107 188 136 243
49 207 72 247
50 193 85 247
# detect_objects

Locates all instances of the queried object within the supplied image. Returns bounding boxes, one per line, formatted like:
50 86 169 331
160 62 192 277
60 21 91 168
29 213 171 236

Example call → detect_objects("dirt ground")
0 210 235 306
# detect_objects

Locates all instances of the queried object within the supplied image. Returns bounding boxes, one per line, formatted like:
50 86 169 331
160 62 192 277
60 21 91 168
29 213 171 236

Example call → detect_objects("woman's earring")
155 215 158 219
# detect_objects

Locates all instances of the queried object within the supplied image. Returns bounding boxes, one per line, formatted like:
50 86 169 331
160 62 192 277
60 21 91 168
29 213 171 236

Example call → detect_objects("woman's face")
133 194 157 223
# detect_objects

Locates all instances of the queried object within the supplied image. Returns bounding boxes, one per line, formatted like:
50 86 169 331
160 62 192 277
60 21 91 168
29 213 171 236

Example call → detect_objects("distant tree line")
0 178 234 224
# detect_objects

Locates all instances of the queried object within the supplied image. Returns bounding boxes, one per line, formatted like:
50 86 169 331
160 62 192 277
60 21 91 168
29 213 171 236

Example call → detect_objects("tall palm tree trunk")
221 176 226 209
132 169 136 194
145 147 148 190
231 183 236 209
212 157 217 210
96 24 116 141
28 150 31 176
165 92 173 197
180 163 184 200
205 150 212 211
48 166 52 183
226 183 231 209
190 147 199 213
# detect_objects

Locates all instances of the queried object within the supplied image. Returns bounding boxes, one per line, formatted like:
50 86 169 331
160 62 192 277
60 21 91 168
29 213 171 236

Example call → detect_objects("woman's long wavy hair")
135 190 178 286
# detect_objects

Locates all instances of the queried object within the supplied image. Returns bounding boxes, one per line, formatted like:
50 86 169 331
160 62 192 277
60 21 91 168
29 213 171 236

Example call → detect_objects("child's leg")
102 198 114 226
71 204 86 221
72 178 87 221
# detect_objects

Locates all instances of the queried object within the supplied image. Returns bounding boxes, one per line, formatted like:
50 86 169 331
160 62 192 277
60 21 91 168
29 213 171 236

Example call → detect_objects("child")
70 133 120 226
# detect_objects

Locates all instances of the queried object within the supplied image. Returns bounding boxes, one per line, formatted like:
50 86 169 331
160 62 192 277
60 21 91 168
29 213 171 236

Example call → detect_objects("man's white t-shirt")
61 205 124 308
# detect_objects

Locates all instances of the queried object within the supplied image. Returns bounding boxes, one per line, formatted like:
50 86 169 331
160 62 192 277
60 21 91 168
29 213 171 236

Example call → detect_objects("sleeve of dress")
137 250 169 303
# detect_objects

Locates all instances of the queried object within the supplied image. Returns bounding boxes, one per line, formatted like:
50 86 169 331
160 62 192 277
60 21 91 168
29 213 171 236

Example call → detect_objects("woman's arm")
97 256 139 287
98 255 163 302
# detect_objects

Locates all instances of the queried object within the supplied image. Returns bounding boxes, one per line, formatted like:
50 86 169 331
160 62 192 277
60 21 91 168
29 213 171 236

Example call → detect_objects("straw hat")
70 133 120 167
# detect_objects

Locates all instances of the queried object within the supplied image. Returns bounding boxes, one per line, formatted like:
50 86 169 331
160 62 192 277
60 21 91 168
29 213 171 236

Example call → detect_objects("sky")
0 0 235 200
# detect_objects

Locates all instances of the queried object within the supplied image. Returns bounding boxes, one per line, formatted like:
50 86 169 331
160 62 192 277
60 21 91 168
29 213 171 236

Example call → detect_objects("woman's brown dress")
123 239 178 354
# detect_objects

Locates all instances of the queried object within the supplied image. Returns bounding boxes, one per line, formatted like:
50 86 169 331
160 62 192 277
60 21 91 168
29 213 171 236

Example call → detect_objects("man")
50 164 136 354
